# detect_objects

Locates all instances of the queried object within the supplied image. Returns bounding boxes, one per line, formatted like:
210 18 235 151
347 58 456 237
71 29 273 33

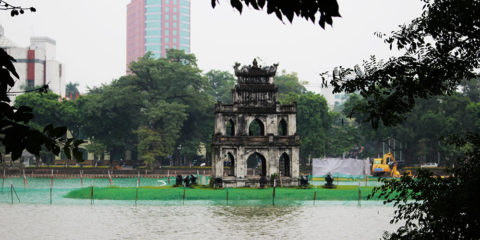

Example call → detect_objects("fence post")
358 182 361 206
80 170 83 186
226 188 229 205
272 179 276 206
182 183 186 205
10 184 20 204
23 169 28 189
50 169 54 186
2 168 5 193
90 184 94 205
135 186 139 206
314 190 317 205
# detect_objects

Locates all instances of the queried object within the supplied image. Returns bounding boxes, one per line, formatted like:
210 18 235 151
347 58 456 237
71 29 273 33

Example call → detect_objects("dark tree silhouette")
0 0 35 16
213 0 341 28
327 0 480 129
1 49 83 162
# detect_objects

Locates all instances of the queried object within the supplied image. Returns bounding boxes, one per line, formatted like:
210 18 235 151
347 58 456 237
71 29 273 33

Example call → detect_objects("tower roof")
234 59 278 82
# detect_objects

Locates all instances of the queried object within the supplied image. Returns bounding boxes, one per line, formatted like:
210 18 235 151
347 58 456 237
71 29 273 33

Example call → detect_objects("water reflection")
210 206 301 238
0 204 397 240
211 205 298 218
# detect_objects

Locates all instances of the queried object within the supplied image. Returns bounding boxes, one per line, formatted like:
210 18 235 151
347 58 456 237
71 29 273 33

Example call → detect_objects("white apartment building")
0 25 65 101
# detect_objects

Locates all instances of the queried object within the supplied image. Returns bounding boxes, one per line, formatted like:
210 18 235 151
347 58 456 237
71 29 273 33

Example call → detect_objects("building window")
146 22 161 29
165 30 169 35
173 38 177 43
165 7 169 12
146 7 161 13
173 15 177 20
173 7 177 12
146 14 161 20
146 45 161 51
146 38 161 43
180 0 189 7
173 30 177 35
180 7 189 14
165 38 169 43
180 46 190 52
165 22 169 28
165 15 169 20
146 0 162 4
173 22 177 28
180 15 189 22
146 30 161 36
27 79 34 88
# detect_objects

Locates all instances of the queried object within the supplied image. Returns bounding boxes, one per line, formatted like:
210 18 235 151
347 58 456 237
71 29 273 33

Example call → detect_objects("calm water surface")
0 178 396 239
0 204 396 240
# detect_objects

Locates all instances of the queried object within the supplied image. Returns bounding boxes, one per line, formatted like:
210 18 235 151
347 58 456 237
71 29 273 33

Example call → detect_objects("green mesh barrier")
0 176 382 205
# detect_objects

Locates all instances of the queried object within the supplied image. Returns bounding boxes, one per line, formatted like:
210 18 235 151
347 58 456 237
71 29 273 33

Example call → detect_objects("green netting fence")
65 185 378 203
0 175 384 205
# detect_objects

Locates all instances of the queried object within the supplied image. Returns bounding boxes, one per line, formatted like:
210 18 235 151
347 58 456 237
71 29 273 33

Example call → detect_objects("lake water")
0 177 397 239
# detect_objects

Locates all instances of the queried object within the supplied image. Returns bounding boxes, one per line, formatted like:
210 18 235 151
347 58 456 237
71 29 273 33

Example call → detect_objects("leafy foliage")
1 49 83 162
275 70 307 100
136 101 188 169
327 0 480 129
341 90 480 165
212 0 341 28
78 50 213 166
81 78 142 156
65 82 80 99
281 92 330 161
205 70 236 104
326 111 362 158
369 134 480 240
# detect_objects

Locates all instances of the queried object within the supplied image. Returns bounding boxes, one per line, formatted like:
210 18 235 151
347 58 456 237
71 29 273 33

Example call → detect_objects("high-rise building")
127 0 190 69
0 25 66 102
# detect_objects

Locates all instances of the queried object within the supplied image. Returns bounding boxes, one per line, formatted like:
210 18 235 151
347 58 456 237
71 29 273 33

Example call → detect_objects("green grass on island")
65 185 381 201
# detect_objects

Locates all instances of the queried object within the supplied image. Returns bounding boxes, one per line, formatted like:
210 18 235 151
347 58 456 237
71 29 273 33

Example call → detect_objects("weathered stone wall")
211 60 301 187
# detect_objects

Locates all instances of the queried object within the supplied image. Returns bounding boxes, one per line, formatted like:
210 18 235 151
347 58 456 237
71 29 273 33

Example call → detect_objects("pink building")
127 0 191 71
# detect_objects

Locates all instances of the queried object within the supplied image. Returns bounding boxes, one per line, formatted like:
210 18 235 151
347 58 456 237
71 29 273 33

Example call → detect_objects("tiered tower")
211 59 300 187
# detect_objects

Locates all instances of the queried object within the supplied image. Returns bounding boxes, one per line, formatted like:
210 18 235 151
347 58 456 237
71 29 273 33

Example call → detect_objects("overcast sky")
0 0 423 96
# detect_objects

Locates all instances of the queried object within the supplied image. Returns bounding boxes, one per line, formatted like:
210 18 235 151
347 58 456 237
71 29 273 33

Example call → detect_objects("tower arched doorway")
246 152 266 176
224 152 235 176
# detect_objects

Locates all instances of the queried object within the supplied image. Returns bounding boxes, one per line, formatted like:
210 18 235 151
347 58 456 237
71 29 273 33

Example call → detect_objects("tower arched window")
249 118 265 136
226 119 235 136
278 119 287 136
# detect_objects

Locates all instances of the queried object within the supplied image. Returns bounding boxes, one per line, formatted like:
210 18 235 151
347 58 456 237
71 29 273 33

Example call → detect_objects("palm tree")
65 82 80 99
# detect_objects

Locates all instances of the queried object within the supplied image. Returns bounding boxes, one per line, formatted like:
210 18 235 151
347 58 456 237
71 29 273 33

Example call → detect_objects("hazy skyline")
0 0 423 95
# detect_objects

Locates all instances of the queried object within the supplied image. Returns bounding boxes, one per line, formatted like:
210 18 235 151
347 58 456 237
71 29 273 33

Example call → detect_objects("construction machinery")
371 153 401 177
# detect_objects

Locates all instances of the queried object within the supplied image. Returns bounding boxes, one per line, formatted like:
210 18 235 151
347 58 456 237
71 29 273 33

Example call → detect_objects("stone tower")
211 59 300 187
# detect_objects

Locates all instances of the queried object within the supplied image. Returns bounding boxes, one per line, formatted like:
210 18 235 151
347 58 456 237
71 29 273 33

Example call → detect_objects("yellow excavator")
371 153 401 177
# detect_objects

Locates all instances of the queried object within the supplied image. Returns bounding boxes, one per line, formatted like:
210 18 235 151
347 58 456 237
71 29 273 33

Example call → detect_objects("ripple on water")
0 204 398 240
